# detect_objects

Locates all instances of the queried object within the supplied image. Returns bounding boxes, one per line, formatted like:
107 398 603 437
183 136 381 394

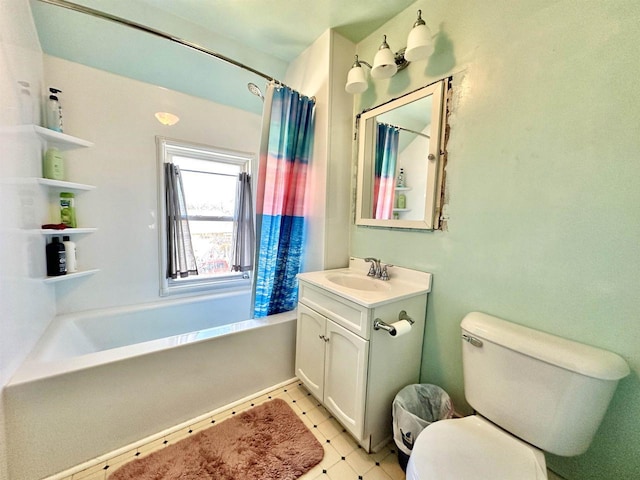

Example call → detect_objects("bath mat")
108 398 324 480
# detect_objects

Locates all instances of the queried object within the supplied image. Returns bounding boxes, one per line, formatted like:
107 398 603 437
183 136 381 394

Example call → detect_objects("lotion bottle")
62 235 77 273
45 87 63 132
43 147 65 180
397 192 407 209
396 168 406 187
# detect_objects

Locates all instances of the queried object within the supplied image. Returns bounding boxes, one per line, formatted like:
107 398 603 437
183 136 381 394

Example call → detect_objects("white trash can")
392 384 454 471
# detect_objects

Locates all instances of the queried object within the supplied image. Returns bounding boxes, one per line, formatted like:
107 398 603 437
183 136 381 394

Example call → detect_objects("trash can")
392 384 454 471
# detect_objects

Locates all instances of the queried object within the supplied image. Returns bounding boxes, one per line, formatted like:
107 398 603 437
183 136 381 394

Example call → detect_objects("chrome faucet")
364 258 392 280
364 257 381 277
380 264 393 281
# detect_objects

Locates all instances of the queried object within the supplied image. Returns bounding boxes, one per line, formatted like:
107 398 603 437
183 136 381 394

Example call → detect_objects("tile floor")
55 379 405 480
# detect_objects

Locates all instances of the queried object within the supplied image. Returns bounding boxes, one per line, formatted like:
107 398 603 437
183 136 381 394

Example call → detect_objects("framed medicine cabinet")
355 79 448 230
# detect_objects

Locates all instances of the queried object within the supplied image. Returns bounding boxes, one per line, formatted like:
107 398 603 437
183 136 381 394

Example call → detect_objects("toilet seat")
406 416 547 480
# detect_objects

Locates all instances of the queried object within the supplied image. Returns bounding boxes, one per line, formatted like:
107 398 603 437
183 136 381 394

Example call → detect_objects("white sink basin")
297 258 432 307
325 273 391 292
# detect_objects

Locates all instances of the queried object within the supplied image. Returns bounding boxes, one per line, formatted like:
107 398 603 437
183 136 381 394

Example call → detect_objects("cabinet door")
323 320 369 441
295 303 326 400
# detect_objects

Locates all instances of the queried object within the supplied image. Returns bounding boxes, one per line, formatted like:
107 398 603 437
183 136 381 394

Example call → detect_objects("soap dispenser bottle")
45 87 63 132
396 168 406 187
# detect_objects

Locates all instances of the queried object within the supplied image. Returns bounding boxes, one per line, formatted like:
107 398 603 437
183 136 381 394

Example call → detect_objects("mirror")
355 80 447 230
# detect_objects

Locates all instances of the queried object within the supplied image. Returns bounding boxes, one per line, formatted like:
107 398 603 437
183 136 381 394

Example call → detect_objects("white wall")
284 29 354 272
43 55 262 315
0 1 48 479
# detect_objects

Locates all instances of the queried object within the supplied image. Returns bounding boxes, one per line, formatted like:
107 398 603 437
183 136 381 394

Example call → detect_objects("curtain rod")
37 0 287 87
397 126 430 139
380 122 430 139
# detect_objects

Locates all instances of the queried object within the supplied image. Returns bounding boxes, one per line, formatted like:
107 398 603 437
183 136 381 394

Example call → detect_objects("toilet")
406 312 629 480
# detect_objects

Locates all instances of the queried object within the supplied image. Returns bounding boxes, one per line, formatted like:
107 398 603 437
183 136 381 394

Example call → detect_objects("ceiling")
134 0 417 62
31 0 418 113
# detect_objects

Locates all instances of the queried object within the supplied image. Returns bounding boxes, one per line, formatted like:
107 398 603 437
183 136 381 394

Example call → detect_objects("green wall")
350 1 640 478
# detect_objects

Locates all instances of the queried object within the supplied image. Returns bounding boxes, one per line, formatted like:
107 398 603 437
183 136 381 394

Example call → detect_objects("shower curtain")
254 83 315 317
373 123 399 220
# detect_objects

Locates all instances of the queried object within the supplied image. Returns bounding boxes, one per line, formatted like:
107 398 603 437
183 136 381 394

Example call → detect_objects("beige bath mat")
108 398 324 480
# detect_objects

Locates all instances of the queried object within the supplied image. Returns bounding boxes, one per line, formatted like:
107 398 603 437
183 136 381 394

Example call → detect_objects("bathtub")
4 296 297 480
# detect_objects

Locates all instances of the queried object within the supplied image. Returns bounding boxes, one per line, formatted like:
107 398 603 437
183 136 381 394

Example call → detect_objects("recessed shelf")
37 178 96 191
43 269 100 284
394 187 412 191
393 208 412 212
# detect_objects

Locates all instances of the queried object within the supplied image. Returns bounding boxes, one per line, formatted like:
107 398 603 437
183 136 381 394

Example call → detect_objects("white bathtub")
4 295 297 480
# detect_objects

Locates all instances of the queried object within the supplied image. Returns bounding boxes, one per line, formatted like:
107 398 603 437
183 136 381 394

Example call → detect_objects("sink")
325 273 391 292
297 258 432 308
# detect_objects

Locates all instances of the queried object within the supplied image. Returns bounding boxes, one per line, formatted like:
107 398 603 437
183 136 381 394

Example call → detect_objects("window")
157 137 253 296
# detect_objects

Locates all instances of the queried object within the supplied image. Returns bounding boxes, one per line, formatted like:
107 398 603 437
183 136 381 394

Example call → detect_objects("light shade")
370 35 398 79
155 111 180 126
405 10 434 62
345 64 368 94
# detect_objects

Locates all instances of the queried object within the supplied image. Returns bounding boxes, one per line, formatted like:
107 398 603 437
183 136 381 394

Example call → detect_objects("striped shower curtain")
373 123 399 219
254 84 315 317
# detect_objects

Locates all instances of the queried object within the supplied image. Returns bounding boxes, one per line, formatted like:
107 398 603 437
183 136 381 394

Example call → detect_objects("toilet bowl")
405 312 629 480
406 416 546 480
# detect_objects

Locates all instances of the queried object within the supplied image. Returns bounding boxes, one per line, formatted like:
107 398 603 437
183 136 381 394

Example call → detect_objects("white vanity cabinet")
296 264 431 453
296 302 369 439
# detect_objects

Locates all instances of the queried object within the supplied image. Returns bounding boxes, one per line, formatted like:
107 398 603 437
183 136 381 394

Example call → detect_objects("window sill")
160 275 251 298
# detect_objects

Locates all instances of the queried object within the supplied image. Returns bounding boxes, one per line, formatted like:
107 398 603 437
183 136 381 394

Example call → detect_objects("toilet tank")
461 312 629 457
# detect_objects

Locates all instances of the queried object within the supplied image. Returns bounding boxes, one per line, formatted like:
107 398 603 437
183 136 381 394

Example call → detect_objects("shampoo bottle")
62 235 77 273
396 168 406 187
46 237 67 276
43 147 65 180
59 192 77 228
45 87 63 132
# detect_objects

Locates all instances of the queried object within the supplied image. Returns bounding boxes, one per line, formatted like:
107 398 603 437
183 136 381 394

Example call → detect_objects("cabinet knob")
318 334 329 343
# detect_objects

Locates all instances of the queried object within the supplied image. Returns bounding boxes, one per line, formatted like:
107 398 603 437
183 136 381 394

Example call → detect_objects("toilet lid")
406 416 547 480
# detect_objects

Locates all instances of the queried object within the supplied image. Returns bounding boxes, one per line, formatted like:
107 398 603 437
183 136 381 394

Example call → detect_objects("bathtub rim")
8 309 297 387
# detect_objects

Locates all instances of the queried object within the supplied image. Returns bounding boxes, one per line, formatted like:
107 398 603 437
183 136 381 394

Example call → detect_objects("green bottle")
43 148 64 180
60 192 77 228
397 193 407 209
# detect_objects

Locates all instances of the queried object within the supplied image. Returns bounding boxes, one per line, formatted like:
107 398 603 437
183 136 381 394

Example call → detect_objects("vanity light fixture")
405 10 434 61
154 111 180 126
345 10 434 94
371 35 399 79
345 55 371 94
